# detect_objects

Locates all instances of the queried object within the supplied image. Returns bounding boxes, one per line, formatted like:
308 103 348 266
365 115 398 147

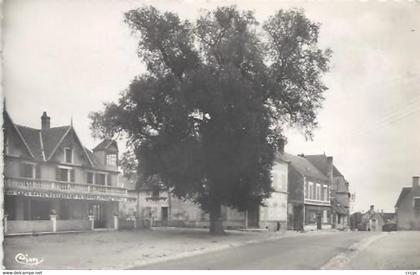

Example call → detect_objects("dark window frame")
64 147 73 163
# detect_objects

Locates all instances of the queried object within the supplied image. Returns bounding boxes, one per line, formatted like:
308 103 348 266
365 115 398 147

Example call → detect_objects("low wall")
56 220 91 231
7 220 52 234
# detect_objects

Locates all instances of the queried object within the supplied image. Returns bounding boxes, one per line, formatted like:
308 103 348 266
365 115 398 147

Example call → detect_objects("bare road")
135 231 420 270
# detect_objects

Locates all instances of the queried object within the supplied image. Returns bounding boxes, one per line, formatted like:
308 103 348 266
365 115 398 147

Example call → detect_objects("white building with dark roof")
3 110 129 235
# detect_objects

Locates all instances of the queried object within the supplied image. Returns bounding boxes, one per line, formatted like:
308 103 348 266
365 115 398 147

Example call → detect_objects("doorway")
247 205 260 228
161 207 168 226
90 204 106 228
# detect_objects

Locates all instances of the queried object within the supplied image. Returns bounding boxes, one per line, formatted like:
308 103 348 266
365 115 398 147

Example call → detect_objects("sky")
3 0 420 212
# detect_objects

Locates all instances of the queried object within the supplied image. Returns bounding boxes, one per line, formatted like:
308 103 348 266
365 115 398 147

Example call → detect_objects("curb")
5 228 115 238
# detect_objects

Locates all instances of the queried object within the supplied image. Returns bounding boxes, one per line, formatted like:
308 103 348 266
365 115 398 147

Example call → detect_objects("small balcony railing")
4 177 128 197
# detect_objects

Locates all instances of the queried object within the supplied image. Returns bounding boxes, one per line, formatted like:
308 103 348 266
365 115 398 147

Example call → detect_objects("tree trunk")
209 201 225 235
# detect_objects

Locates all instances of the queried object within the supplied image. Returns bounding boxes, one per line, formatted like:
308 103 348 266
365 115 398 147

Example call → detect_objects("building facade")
395 176 420 230
3 111 128 235
305 155 350 230
257 157 288 231
119 157 289 231
279 153 332 231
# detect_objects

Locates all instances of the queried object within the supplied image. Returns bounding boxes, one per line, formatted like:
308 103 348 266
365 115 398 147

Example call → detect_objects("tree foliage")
90 6 331 233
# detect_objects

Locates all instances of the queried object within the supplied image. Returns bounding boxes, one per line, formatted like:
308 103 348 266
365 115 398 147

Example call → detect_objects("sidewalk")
4 227 335 270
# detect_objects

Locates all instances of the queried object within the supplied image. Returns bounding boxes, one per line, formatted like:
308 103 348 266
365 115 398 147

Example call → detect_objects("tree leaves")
90 6 331 213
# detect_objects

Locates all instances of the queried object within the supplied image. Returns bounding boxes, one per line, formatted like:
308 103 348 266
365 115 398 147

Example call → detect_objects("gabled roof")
16 125 44 160
137 174 164 191
333 166 343 177
395 187 412 207
41 126 71 160
85 148 109 170
277 152 328 181
93 139 117 151
305 154 344 178
3 111 35 159
4 111 113 170
304 154 330 176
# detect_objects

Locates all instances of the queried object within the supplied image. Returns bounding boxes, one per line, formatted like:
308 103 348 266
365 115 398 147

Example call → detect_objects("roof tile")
277 152 329 181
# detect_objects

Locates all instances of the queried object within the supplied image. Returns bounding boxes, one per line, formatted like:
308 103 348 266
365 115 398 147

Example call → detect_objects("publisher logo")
15 253 44 266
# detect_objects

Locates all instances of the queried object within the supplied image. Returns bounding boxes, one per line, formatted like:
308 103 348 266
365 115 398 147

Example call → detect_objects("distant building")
395 176 420 230
305 155 351 230
3 111 128 235
279 153 331 231
360 205 384 232
118 155 289 231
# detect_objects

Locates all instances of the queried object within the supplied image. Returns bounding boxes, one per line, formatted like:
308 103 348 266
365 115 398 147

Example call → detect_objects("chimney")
413 176 420 188
41 112 50 129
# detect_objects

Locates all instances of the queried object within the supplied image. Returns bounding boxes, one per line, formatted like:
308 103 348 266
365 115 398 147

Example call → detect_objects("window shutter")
70 169 75 182
56 167 61 181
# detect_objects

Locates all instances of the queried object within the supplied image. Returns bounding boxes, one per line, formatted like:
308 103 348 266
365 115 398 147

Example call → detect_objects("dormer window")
106 153 117 166
20 163 36 179
64 147 73 163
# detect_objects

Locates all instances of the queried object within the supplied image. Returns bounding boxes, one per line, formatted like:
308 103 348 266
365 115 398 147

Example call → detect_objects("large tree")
90 6 331 234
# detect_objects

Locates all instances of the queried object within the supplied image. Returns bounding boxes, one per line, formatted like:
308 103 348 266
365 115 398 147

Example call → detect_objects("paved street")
4 228 298 269
344 231 420 270
135 231 420 270
5 229 420 270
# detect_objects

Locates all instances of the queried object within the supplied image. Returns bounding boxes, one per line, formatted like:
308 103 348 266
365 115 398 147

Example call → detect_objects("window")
87 172 94 184
56 167 74 182
414 198 420 208
316 184 321 200
307 210 317 224
308 182 314 200
323 185 329 201
95 173 106 185
64 148 73 163
272 170 281 191
106 154 117 166
107 174 112 186
30 200 52 220
152 188 160 198
20 163 35 178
